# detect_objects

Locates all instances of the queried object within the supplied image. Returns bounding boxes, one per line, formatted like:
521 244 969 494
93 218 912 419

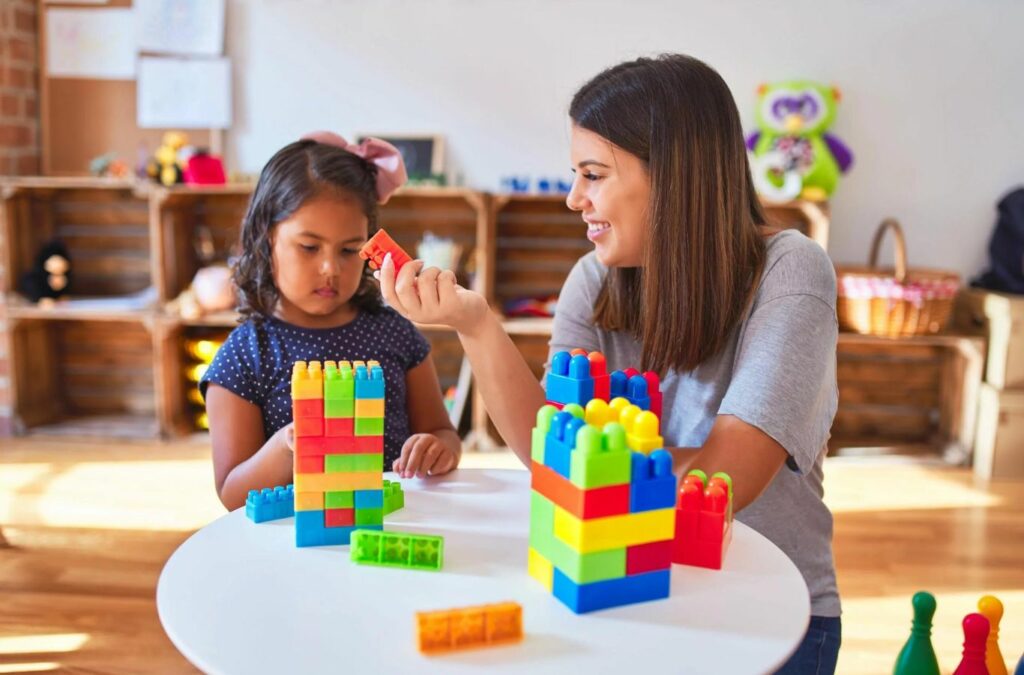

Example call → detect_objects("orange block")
416 602 523 653
530 461 629 519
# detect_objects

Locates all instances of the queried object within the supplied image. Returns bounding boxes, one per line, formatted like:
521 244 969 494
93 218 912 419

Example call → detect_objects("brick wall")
0 0 39 435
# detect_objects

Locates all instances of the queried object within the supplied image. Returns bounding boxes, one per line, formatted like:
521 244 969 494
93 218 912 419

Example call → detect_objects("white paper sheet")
46 7 136 79
137 56 232 129
136 0 225 56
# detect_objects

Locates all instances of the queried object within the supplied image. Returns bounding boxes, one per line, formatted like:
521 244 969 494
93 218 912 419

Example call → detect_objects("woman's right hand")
377 253 489 335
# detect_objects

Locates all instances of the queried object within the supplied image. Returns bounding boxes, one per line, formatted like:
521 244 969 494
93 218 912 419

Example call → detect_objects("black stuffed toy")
19 239 72 303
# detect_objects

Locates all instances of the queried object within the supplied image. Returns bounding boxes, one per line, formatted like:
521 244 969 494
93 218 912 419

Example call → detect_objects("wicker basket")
836 218 961 337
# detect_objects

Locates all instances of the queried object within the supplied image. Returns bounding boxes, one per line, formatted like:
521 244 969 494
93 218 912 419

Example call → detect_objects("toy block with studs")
416 601 522 653
383 480 404 515
671 470 734 570
350 529 444 571
359 228 413 272
546 351 595 407
245 484 295 523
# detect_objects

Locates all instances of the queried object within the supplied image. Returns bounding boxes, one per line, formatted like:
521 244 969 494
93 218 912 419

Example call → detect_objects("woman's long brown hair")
570 54 767 374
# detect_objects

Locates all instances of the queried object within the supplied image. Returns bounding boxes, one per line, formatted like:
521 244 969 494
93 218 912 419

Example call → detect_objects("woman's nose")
565 175 587 212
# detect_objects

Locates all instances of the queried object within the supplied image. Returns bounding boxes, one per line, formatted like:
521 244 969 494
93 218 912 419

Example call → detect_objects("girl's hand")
393 433 458 478
377 253 489 335
277 422 295 455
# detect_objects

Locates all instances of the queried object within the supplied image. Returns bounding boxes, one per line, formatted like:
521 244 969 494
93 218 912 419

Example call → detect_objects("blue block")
295 510 383 548
246 484 294 523
354 489 384 509
609 370 629 400
626 375 651 411
355 364 385 399
546 352 594 406
544 412 585 479
629 451 676 512
552 567 671 613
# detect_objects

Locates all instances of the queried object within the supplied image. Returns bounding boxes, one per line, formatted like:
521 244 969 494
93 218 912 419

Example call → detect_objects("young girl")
377 55 841 673
202 132 461 511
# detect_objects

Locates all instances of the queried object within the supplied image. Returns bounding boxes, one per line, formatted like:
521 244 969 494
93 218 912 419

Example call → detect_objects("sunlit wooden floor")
1 437 1021 674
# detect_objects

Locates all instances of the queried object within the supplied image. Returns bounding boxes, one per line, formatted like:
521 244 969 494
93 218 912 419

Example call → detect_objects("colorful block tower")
292 360 386 547
528 350 676 613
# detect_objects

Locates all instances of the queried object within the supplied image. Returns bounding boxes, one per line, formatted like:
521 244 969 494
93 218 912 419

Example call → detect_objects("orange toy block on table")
359 229 412 272
416 601 523 654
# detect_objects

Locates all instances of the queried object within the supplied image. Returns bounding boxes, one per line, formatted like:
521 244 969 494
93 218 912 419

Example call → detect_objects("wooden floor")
1 437 1021 674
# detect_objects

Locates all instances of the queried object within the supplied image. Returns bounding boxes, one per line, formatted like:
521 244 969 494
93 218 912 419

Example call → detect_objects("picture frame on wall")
357 134 445 182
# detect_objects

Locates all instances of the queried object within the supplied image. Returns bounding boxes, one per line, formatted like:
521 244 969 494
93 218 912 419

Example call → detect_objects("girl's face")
270 193 368 327
566 125 651 268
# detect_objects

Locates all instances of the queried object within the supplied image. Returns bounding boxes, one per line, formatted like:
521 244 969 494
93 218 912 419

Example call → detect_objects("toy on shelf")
383 479 404 515
416 601 523 653
350 529 443 571
360 229 412 272
246 484 295 523
89 152 130 179
746 80 853 201
183 150 227 185
977 595 1007 675
953 613 990 675
499 176 572 195
292 360 387 547
18 239 71 305
146 131 190 186
893 591 940 675
529 349 675 613
671 469 733 570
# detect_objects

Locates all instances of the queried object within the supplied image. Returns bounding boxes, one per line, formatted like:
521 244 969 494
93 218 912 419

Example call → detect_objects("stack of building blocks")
292 360 387 547
350 529 443 571
245 484 295 523
416 601 523 653
359 228 412 272
383 479 404 515
671 469 734 569
529 350 676 613
546 348 662 419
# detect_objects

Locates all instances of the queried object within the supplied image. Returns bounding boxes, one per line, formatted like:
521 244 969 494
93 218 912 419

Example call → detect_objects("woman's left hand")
393 433 459 478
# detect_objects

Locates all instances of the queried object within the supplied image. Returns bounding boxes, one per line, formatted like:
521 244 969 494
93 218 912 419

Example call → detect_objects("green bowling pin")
894 591 940 675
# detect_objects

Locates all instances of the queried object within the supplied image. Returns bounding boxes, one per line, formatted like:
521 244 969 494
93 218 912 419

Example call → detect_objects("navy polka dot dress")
200 307 431 464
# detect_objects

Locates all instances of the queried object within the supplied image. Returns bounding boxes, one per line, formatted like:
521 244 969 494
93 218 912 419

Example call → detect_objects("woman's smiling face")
565 125 652 268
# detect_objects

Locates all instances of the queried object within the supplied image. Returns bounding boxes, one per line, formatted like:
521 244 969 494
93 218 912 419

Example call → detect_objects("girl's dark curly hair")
234 139 384 322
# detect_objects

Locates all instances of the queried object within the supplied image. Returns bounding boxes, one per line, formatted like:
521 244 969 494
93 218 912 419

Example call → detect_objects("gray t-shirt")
548 229 840 617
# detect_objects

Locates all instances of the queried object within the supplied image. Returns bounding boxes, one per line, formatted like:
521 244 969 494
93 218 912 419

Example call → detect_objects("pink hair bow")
300 131 408 204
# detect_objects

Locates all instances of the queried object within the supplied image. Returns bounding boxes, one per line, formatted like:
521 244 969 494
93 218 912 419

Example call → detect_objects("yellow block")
294 491 324 511
355 398 385 418
527 547 554 591
294 470 383 492
553 504 675 553
291 361 324 400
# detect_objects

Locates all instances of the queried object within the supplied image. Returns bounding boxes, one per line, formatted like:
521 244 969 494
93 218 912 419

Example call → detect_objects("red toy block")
671 472 733 570
359 229 412 272
325 507 355 527
572 349 610 401
294 416 324 438
354 436 384 453
325 417 355 437
531 460 630 519
293 398 323 420
626 539 673 575
643 371 662 419
622 367 640 379
295 435 327 457
295 455 324 473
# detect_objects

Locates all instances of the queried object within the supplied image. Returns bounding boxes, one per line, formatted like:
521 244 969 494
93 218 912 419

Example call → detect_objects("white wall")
225 0 1024 278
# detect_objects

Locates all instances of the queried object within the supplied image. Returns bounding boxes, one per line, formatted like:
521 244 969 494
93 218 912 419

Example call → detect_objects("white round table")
158 469 810 674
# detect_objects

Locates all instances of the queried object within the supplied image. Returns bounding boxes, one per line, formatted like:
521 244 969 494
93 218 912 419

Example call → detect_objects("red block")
354 436 384 453
627 539 673 575
295 455 324 473
325 508 355 527
295 436 327 457
293 398 323 419
622 367 640 379
295 416 323 438
325 417 354 437
643 371 662 419
530 461 630 519
672 475 732 570
359 229 413 271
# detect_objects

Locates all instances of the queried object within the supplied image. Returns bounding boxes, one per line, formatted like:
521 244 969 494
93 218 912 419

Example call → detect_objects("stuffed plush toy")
19 239 71 303
746 81 853 201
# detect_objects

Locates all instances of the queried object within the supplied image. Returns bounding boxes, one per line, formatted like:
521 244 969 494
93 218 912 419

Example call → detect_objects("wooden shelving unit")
3 177 978 459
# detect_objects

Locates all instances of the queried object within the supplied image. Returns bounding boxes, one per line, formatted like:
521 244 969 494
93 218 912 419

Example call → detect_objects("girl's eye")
299 243 318 253
583 173 602 182
341 248 360 256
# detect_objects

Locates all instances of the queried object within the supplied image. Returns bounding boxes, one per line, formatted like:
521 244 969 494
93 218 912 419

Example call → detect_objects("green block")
383 480 404 515
529 491 626 583
355 507 383 526
324 398 354 418
324 490 354 509
325 453 384 473
350 529 443 571
324 363 354 400
531 406 558 464
355 417 384 436
569 422 632 489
